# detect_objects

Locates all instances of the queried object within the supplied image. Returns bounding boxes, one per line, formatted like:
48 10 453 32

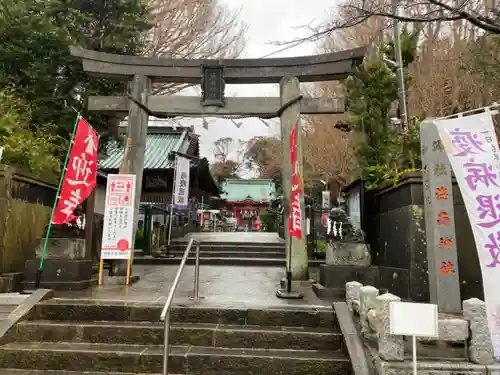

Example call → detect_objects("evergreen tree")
0 0 150 151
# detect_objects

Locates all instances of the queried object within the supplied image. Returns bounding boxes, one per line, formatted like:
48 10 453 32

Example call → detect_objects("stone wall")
345 281 497 366
362 172 483 302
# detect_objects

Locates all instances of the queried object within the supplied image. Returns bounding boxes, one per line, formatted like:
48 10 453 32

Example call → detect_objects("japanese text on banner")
288 119 303 240
52 119 98 224
435 112 500 358
173 156 190 208
100 174 136 260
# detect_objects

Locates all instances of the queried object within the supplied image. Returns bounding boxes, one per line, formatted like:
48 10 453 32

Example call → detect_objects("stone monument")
24 210 96 290
313 204 377 298
326 205 371 266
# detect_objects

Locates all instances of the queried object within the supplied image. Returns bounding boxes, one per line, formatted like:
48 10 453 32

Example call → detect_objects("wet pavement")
58 265 327 307
181 232 284 243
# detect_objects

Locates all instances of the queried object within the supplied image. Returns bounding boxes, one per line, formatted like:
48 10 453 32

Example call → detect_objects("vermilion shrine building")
213 179 276 230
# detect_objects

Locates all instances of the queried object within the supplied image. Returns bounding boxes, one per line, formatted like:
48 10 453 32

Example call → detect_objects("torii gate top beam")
69 46 365 84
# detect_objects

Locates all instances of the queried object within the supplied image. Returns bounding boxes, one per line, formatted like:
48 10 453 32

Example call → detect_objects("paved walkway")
58 265 326 308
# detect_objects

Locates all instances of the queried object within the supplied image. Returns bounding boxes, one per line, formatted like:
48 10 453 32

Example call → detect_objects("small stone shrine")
313 204 377 298
24 209 96 290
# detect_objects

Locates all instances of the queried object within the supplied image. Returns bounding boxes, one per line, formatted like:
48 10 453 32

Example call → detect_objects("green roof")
99 128 188 170
220 179 276 203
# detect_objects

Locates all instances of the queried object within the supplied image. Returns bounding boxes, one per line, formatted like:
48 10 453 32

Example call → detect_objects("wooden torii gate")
70 46 366 282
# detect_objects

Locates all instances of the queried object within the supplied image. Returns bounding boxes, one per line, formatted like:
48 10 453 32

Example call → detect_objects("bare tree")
276 0 500 47
303 114 357 188
145 0 248 94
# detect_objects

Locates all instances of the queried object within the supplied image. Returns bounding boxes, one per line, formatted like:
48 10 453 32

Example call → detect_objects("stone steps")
0 342 350 374
170 241 285 249
10 320 343 350
0 299 351 375
0 371 165 375
166 250 286 259
134 256 324 267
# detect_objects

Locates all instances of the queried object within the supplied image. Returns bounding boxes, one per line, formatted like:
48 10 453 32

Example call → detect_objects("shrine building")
96 124 220 254
213 179 276 231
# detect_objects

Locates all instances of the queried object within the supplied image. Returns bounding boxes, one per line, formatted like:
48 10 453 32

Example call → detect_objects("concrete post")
112 74 151 277
280 76 308 280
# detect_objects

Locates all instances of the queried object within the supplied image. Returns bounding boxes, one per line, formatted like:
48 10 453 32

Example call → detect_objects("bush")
0 90 61 177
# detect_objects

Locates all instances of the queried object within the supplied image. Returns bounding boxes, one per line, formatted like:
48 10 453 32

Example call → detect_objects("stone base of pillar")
24 259 96 291
312 264 378 299
110 260 131 277
24 237 96 291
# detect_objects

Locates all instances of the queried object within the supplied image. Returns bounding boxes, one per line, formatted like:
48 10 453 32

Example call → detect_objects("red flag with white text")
52 118 99 224
288 119 303 239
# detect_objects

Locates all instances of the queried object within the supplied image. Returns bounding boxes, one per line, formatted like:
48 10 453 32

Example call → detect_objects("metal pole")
392 0 408 130
199 196 204 232
36 114 80 289
167 156 178 246
193 242 200 299
162 311 170 375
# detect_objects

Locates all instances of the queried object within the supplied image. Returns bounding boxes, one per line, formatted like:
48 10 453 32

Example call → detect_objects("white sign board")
435 112 500 357
173 156 190 208
101 174 136 260
389 302 438 337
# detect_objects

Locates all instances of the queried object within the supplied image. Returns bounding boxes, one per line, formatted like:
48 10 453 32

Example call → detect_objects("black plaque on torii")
200 65 225 107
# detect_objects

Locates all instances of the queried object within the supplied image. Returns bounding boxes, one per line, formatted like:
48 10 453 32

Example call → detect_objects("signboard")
101 174 136 260
435 112 500 357
321 190 330 210
173 156 190 208
389 302 438 337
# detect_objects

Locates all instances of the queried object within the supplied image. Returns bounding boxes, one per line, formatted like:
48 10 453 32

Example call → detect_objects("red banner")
288 119 303 239
52 118 99 224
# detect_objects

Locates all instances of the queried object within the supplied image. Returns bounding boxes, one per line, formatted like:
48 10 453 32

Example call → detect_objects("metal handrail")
160 238 201 375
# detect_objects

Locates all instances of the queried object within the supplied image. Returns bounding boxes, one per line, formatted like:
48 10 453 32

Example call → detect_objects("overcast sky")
182 0 334 167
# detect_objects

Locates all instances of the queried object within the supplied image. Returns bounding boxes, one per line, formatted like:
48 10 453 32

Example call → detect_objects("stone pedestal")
24 238 96 290
313 240 378 299
326 242 371 266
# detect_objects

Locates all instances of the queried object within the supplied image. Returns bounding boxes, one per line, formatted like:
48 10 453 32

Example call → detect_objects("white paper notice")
101 174 136 260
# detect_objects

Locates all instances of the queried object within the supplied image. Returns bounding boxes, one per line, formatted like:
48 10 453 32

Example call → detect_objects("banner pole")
35 114 80 289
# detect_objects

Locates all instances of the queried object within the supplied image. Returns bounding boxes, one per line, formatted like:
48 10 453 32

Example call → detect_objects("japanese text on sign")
101 174 136 260
288 119 303 240
435 112 500 358
173 156 190 208
52 118 98 224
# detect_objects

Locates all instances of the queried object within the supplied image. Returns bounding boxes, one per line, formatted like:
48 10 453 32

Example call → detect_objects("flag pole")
35 114 81 289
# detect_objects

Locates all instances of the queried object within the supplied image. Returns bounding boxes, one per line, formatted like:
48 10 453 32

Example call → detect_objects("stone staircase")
135 241 325 267
0 293 29 321
0 298 352 375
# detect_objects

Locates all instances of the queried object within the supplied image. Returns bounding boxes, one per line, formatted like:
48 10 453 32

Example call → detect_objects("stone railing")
345 281 497 365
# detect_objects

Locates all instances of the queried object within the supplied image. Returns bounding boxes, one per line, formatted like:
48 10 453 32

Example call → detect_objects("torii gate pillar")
111 74 151 277
280 76 308 280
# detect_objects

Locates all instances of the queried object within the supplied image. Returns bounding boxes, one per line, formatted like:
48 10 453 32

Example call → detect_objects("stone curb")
0 289 54 341
333 301 370 375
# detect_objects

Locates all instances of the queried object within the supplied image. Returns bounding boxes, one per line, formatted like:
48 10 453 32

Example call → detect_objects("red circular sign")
117 239 129 251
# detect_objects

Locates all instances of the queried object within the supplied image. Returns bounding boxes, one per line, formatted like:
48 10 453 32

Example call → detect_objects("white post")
412 335 417 375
